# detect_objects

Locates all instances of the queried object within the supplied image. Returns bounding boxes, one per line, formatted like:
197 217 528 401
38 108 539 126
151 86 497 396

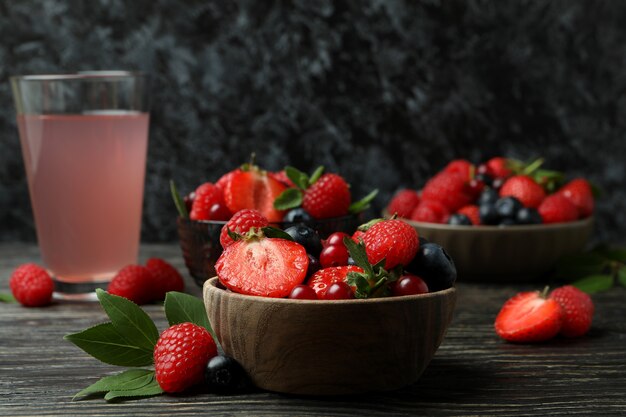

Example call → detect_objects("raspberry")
190 182 232 221
363 219 420 269
107 265 153 305
9 263 54 307
154 322 218 393
457 205 481 225
410 200 450 224
421 172 472 212
549 285 594 337
219 209 269 249
386 189 420 218
499 175 546 209
146 258 185 301
302 173 351 219
538 194 579 224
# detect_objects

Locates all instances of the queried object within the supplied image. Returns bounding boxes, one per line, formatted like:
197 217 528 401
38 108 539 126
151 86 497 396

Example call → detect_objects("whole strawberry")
302 173 351 219
219 209 269 249
307 265 364 297
486 157 512 179
9 263 54 307
107 265 153 305
386 189 420 218
421 172 473 212
444 159 473 180
549 286 594 337
457 205 481 225
410 200 450 224
558 178 594 218
363 219 419 269
495 290 562 343
154 322 218 393
538 194 578 224
499 175 546 208
146 258 185 301
190 182 232 221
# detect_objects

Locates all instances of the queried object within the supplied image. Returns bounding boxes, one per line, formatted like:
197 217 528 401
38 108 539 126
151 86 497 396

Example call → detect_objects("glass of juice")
10 71 150 300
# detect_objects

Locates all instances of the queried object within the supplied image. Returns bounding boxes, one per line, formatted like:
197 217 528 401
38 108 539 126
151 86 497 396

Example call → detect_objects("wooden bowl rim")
400 215 593 233
204 277 456 305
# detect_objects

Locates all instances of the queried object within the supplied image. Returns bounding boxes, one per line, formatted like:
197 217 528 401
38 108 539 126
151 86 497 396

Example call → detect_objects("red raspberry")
486 157 512 179
107 265 153 305
190 182 232 221
558 178 594 218
302 173 351 219
499 175 546 208
219 209 269 249
386 189 420 218
146 258 185 301
538 194 579 224
457 205 481 225
9 263 54 307
410 200 450 224
444 159 473 180
421 172 472 212
154 322 218 393
363 219 419 269
549 285 594 337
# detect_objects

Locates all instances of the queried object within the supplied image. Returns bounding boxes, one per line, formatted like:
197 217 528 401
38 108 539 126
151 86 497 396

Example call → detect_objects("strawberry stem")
522 158 544 175
540 285 550 299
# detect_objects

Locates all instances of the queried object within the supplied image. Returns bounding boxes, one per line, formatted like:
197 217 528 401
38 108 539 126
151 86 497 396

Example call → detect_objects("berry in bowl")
385 157 595 281
203 218 457 395
172 160 377 286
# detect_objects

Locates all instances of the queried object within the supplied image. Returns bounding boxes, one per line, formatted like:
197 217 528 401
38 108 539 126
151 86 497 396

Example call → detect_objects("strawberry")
219 209 269 249
9 263 54 307
410 200 450 224
145 258 185 301
558 178 594 218
362 219 419 269
386 189 420 218
154 322 218 393
190 182 232 221
351 229 366 244
223 166 287 222
421 172 473 212
444 159 473 180
486 157 512 179
107 265 154 305
549 285 594 337
457 205 481 225
269 170 295 188
302 173 351 219
307 265 364 297
538 194 579 224
499 175 546 208
495 290 562 343
215 169 240 192
215 236 309 297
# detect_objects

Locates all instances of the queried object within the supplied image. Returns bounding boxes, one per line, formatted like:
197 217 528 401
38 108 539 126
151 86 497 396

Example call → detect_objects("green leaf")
261 226 295 241
595 247 626 263
0 292 16 303
349 189 379 214
357 218 383 231
555 253 608 280
346 272 370 299
104 376 163 401
170 180 189 219
284 166 309 190
64 323 154 367
96 289 159 352
308 166 325 185
273 188 303 210
521 158 544 175
343 237 374 277
164 291 213 337
618 268 626 288
73 369 154 400
572 274 614 294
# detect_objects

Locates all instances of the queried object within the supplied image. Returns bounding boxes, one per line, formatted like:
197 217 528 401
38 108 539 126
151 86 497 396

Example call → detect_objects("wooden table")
1 243 625 416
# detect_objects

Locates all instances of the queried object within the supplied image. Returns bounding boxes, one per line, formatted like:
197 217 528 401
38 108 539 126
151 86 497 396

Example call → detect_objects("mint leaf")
170 180 189 219
308 166 325 185
273 188 303 210
104 375 163 401
343 237 374 277
261 226 295 241
164 291 213 337
572 274 614 293
64 323 154 367
349 189 379 214
73 369 154 400
0 292 16 303
555 253 608 279
285 166 309 190
96 289 159 351
618 268 626 288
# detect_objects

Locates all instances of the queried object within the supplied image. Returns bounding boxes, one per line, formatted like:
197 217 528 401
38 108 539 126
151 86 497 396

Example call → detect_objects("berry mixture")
386 157 595 226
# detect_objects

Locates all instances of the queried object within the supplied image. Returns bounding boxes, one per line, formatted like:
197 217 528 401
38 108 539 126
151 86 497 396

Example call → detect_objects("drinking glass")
10 71 150 299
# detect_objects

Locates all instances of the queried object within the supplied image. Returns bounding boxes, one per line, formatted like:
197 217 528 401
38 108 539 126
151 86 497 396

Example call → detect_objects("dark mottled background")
1 0 625 243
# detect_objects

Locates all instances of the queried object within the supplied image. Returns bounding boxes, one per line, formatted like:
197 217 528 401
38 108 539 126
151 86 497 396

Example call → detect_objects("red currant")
323 282 354 300
184 192 196 212
319 245 349 268
324 232 350 248
465 178 485 198
391 274 429 296
288 285 318 300
208 202 231 221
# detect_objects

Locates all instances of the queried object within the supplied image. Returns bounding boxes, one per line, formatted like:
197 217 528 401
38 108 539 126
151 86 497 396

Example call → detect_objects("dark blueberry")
447 214 472 226
407 243 457 291
516 207 543 225
205 355 251 394
283 208 314 224
492 177 505 190
347 256 357 266
475 173 493 187
307 254 321 277
479 204 500 225
478 189 499 206
498 218 517 226
284 225 322 256
495 197 523 220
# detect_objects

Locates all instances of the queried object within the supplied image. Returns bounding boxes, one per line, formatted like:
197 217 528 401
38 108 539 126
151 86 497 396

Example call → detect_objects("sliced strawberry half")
223 167 287 222
215 237 309 298
494 290 562 343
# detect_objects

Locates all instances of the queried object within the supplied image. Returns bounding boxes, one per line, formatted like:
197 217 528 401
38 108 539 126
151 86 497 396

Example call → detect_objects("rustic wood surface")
1 243 625 417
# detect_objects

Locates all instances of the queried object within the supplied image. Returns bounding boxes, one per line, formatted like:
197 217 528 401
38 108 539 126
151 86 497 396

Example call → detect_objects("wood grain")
1 243 625 416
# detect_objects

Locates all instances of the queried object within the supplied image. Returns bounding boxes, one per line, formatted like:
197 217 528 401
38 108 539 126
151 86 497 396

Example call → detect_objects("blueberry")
205 355 251 394
475 173 493 187
516 207 543 225
495 197 523 220
284 225 322 256
347 256 357 266
498 218 517 226
283 208 313 224
307 254 321 277
447 214 472 226
479 204 500 225
478 189 499 206
407 243 457 291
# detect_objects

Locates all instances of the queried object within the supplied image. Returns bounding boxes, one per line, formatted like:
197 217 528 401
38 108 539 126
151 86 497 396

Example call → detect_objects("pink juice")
17 113 149 283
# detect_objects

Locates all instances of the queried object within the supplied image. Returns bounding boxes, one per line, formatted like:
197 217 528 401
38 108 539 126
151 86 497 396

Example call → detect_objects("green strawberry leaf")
285 166 309 190
343 237 374 277
555 253 609 280
308 166 325 185
104 375 163 401
64 323 154 367
96 289 159 352
346 272 370 299
618 267 626 288
521 158 544 175
170 180 189 219
0 292 16 303
349 189 379 214
273 188 303 210
594 247 626 263
262 226 295 241
572 274 614 294
164 291 214 338
357 218 383 231
73 369 154 400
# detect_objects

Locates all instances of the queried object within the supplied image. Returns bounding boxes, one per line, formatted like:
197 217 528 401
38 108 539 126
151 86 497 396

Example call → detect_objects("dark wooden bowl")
203 277 456 395
177 215 363 287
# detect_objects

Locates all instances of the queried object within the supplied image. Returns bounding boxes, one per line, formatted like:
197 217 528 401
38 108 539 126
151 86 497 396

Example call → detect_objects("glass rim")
10 71 148 82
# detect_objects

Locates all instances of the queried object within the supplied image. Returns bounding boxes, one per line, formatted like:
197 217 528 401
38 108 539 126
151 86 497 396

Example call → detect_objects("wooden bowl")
403 217 593 282
178 214 362 287
203 277 456 395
